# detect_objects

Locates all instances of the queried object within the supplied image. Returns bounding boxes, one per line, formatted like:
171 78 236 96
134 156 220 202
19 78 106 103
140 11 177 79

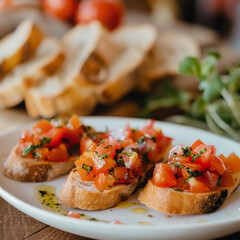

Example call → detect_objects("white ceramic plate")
0 117 240 240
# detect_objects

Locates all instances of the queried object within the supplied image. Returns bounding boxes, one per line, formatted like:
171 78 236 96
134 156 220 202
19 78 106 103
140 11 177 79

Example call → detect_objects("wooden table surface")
0 109 240 240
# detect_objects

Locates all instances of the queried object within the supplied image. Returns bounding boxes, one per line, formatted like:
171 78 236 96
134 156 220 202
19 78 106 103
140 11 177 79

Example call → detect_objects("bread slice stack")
0 37 64 109
0 19 43 76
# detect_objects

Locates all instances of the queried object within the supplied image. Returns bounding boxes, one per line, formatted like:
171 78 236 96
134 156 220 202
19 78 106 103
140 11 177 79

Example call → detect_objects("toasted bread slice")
25 22 102 118
0 38 64 109
0 19 43 75
138 172 240 215
59 168 138 210
140 32 200 81
96 24 157 104
3 144 76 182
59 142 171 210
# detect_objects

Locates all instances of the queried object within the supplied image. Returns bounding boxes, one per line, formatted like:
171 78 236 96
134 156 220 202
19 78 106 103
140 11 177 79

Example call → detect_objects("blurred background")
0 0 240 141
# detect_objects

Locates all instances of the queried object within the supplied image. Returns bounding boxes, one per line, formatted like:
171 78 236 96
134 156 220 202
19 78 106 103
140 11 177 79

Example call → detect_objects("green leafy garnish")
81 163 93 174
115 157 125 167
171 163 185 169
122 151 134 157
104 144 113 149
40 137 51 146
185 168 203 183
32 152 42 159
182 147 192 157
22 145 39 157
151 136 156 142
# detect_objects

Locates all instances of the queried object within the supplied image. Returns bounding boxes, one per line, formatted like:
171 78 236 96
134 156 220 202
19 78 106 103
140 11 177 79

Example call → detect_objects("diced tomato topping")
220 152 240 172
209 155 226 175
122 145 142 169
132 129 144 142
202 170 220 190
152 163 177 188
113 167 133 183
93 156 116 174
168 145 184 160
141 119 156 137
75 154 95 181
20 130 34 143
174 177 189 190
119 139 134 148
192 144 212 167
94 173 115 191
68 114 82 130
94 137 118 159
41 127 67 148
221 171 234 187
190 139 203 150
47 143 69 162
123 123 133 140
64 127 83 145
80 137 94 154
32 120 53 135
33 147 49 161
132 164 144 177
188 176 209 193
19 142 33 158
67 211 80 219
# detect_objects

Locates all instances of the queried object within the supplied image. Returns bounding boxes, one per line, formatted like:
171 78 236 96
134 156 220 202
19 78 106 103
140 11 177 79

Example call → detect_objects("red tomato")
119 139 134 149
190 139 203 150
68 114 82 130
93 156 116 174
75 155 95 181
188 176 209 193
209 155 226 175
94 173 115 191
113 167 133 183
47 143 69 162
20 130 34 143
220 152 240 171
192 144 212 167
202 171 220 190
132 129 144 142
0 0 11 9
41 127 67 148
122 144 142 169
75 0 125 31
67 211 80 219
141 119 156 137
152 163 177 188
19 142 34 158
33 147 49 161
43 0 76 21
221 171 234 187
174 177 188 190
32 120 53 135
168 145 184 160
80 137 94 154
122 123 133 140
64 127 83 146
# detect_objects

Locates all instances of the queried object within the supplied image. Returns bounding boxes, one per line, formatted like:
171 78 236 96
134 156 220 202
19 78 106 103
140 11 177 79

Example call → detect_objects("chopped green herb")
217 175 222 186
40 137 52 146
151 136 156 142
182 147 192 157
115 157 125 167
22 144 39 157
191 148 207 162
137 136 147 144
104 144 113 149
132 129 137 133
171 163 185 169
185 168 203 183
56 126 63 129
173 152 177 155
39 190 47 197
108 168 114 175
122 151 134 157
81 163 93 174
131 148 140 154
90 218 97 221
32 152 42 159
97 139 106 146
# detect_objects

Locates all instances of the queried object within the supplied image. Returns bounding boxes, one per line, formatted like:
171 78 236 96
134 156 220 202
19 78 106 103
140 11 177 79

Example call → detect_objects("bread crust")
59 169 137 210
3 144 75 182
138 172 240 214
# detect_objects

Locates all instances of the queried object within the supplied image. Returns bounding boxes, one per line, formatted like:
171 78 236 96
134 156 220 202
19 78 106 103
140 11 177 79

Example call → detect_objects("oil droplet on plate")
138 221 151 225
131 208 148 214
226 213 232 216
35 185 67 215
116 202 141 209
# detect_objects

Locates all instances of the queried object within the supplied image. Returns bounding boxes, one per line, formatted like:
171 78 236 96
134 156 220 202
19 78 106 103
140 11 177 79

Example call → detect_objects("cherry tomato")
47 143 69 162
152 163 177 188
75 0 125 31
43 0 76 21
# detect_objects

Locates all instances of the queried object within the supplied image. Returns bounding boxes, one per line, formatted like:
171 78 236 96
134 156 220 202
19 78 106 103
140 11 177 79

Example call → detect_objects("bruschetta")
3 115 94 182
59 120 172 210
138 139 240 214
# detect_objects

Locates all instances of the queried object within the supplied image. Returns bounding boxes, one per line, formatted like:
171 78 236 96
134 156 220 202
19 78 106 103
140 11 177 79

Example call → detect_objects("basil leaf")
81 163 92 174
22 144 38 157
40 137 52 146
179 56 201 78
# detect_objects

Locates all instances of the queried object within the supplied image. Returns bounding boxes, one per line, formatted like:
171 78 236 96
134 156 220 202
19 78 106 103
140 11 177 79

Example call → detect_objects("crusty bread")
138 172 240 215
3 144 75 182
25 22 102 118
0 19 43 75
59 143 171 210
59 168 138 210
0 38 64 109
